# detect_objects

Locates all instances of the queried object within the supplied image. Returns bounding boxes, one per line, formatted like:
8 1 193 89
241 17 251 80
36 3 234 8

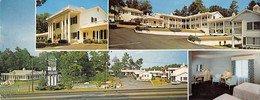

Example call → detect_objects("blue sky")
37 0 108 14
149 0 252 14
0 0 40 56
109 51 187 68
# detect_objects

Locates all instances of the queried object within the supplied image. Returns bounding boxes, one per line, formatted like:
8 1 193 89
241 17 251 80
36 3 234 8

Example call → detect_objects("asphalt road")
4 88 187 100
109 28 216 49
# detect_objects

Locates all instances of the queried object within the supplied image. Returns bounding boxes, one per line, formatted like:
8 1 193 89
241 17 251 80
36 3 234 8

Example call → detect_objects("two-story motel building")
39 5 108 44
114 4 260 48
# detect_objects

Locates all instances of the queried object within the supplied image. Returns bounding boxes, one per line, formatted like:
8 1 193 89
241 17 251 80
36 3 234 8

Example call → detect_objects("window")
247 22 252 30
235 60 249 84
247 37 254 45
254 21 260 30
71 16 77 25
93 31 95 39
91 17 94 22
183 77 187 81
104 30 107 39
83 32 86 39
100 30 103 39
154 21 156 24
213 16 215 19
56 23 60 28
77 31 80 40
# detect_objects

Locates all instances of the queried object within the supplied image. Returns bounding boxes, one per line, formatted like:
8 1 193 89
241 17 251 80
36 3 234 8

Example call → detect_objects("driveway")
119 76 153 89
109 28 217 49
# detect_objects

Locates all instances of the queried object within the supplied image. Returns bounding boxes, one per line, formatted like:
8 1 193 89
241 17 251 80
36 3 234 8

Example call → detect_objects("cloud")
0 0 2 3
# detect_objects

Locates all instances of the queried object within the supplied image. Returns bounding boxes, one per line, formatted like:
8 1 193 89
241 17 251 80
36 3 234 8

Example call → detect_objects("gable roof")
231 9 260 21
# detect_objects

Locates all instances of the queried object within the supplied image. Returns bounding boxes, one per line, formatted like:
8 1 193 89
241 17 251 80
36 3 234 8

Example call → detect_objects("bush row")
169 28 181 32
188 35 201 42
135 26 149 31
119 22 140 25
83 39 107 44
35 84 65 91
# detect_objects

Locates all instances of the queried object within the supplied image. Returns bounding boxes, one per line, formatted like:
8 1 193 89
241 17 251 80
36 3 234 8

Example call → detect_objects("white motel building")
112 5 260 48
37 5 108 44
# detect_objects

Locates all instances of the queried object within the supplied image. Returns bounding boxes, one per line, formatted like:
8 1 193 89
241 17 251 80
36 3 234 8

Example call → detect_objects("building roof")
46 5 81 21
122 7 143 13
36 32 48 37
154 11 223 19
1 68 45 76
231 9 260 21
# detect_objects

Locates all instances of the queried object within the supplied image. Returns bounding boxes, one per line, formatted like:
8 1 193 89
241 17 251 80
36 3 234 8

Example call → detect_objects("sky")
109 51 187 68
36 0 108 14
149 0 253 14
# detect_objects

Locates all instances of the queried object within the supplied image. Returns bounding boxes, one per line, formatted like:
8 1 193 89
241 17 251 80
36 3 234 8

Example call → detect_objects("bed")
214 93 241 100
233 82 260 100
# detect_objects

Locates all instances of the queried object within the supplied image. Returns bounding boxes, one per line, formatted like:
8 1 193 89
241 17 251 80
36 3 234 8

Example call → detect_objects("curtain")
248 59 254 83
231 61 236 75
235 60 249 84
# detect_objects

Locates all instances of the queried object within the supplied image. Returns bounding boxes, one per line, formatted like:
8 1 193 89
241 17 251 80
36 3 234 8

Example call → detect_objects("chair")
212 74 221 84
226 75 237 89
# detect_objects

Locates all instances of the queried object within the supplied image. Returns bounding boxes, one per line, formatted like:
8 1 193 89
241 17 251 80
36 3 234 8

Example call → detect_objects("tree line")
145 64 185 71
173 0 259 17
111 52 143 77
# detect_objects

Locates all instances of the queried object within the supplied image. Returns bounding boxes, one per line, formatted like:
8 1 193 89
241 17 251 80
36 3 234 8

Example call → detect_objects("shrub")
35 86 46 90
83 39 93 44
46 86 58 91
100 39 107 44
93 40 98 44
45 39 52 43
135 26 149 31
57 84 65 90
39 76 47 87
36 43 46 48
188 35 201 42
58 40 68 44
200 30 205 33
151 77 155 80
169 28 181 32
165 79 171 83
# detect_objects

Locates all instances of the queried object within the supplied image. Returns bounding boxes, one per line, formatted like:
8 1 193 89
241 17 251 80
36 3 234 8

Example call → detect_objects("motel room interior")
188 51 260 100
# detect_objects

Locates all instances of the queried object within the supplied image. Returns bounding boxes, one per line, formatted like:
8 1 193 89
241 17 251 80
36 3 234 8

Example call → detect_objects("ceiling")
191 50 260 59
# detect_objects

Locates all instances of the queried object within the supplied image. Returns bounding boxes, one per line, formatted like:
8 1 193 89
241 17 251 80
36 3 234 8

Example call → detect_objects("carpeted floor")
189 81 235 100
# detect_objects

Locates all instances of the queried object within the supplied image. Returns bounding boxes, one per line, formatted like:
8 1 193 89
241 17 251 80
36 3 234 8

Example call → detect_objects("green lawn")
181 29 203 33
150 77 170 86
199 37 232 40
11 80 40 87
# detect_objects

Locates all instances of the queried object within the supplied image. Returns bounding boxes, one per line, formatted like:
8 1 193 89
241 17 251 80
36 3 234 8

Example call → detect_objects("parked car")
172 81 181 85
109 21 117 29
210 32 228 36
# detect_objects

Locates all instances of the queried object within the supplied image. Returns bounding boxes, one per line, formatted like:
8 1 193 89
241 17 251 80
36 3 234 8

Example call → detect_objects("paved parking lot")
109 28 216 49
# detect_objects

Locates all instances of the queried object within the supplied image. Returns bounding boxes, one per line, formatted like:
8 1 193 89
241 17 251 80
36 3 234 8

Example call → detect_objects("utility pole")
31 58 34 92
105 62 107 89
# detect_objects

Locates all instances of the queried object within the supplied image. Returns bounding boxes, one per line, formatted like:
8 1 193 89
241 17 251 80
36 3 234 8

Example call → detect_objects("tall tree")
137 0 153 15
229 0 239 15
36 0 47 7
111 56 122 77
109 0 125 21
181 6 189 16
126 0 133 8
209 5 230 17
247 0 260 10
133 0 139 9
90 51 110 72
188 0 208 15
36 13 51 34
121 52 130 69
174 9 181 16
135 58 143 69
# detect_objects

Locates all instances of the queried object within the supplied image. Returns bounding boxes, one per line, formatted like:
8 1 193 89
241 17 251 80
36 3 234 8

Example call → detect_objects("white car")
210 32 228 36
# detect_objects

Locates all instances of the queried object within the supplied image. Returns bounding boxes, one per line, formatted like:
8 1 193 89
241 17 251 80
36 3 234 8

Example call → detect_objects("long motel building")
113 4 260 48
38 5 108 44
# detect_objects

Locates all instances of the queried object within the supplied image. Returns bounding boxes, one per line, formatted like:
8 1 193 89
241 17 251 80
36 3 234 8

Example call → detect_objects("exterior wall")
119 10 142 22
194 40 241 45
175 73 188 82
79 7 107 27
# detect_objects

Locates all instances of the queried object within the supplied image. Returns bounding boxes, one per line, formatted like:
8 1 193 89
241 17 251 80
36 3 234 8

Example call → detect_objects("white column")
64 14 67 40
51 23 54 42
162 16 165 27
201 16 202 28
68 13 71 43
207 15 209 34
223 21 225 34
185 19 187 29
54 75 57 86
195 17 197 28
98 30 100 43
48 24 50 39
175 18 177 28
190 18 191 29
61 16 63 40
232 21 235 48
215 22 217 33
168 17 170 28
48 75 50 86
